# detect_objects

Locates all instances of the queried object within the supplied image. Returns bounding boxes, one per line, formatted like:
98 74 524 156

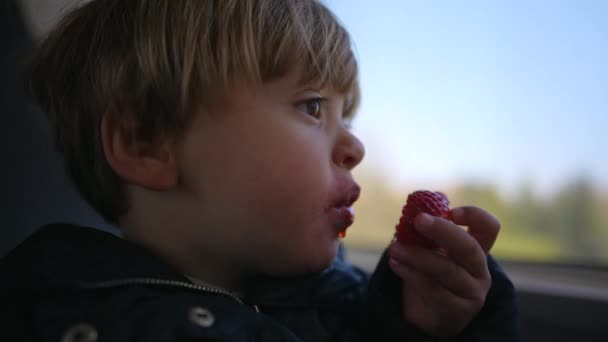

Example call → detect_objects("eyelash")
295 97 353 129
295 97 325 120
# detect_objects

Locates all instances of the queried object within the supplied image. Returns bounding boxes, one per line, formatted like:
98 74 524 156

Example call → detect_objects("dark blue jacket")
0 224 520 341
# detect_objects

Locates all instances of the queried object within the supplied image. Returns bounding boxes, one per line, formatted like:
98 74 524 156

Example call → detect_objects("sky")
326 0 608 197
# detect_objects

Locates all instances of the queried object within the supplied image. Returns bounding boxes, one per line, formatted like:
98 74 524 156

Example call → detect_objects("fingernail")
417 213 433 229
389 242 406 259
450 207 462 220
389 258 410 278
389 257 402 270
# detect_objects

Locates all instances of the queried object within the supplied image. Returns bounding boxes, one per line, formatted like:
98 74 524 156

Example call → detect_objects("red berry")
395 190 452 248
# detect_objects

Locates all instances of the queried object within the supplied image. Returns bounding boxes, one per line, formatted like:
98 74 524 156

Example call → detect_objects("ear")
100 115 178 191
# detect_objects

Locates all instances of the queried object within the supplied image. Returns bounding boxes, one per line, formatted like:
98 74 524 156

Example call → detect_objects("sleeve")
362 249 521 342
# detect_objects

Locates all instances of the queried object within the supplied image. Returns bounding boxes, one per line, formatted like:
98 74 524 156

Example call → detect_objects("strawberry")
395 190 452 248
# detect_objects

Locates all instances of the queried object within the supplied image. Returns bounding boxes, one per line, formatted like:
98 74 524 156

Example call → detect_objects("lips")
329 206 354 236
327 182 361 237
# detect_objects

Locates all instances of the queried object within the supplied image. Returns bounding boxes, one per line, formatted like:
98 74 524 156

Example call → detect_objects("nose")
332 129 365 170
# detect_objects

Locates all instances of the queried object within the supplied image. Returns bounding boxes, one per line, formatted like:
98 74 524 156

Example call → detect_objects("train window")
325 0 608 268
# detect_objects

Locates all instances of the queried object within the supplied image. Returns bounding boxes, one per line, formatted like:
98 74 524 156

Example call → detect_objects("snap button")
189 307 215 328
61 323 98 342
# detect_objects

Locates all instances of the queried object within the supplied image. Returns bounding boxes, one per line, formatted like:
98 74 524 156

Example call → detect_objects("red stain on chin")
338 231 346 238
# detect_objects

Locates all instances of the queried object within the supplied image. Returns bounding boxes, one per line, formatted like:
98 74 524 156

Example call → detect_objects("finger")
414 213 488 278
390 258 437 322
390 243 487 298
392 258 480 337
389 257 442 293
450 206 500 253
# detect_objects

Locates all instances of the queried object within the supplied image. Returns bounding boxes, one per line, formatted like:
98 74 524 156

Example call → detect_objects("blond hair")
30 0 359 223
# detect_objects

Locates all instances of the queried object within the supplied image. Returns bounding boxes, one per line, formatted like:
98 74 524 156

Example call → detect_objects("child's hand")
388 206 500 338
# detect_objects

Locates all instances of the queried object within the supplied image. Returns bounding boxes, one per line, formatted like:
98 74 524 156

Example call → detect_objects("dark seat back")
1 0 113 257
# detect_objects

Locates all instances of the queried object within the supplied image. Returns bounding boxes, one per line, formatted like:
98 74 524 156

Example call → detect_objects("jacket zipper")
78 277 259 311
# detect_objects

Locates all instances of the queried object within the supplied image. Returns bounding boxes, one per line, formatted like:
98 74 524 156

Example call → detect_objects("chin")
260 238 340 276
270 254 337 277
288 260 333 277
304 241 340 273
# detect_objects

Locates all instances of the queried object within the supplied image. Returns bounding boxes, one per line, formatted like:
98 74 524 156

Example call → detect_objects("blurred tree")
345 168 608 265
450 182 510 230
512 179 552 235
594 192 608 260
550 176 604 262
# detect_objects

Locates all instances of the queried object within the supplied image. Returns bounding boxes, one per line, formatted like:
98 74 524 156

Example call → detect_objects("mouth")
333 186 360 208
327 183 361 237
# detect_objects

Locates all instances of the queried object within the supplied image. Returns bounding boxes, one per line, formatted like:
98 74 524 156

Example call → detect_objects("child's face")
173 70 364 278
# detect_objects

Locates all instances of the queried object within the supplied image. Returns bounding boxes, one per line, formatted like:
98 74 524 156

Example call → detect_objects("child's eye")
295 98 324 119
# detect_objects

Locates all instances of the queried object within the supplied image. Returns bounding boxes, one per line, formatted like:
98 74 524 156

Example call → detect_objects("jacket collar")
1 223 189 288
1 223 367 307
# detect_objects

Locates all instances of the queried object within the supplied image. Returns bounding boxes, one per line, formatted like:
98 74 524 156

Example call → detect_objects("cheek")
178 114 337 272
183 122 329 223
217 135 338 273
242 138 331 225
